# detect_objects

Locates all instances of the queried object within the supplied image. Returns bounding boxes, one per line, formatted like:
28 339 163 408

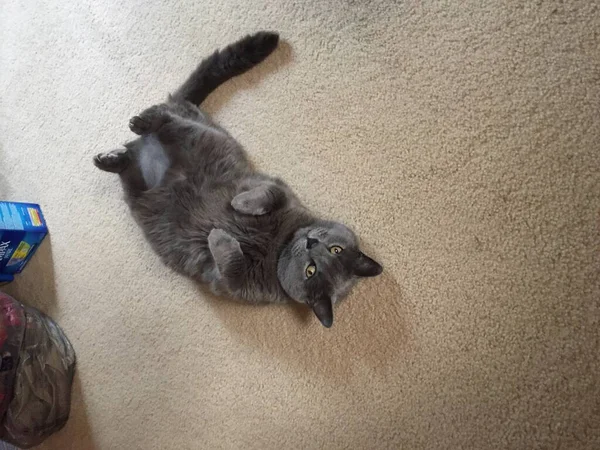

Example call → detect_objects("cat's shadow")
194 40 414 382
197 39 411 381
198 270 411 383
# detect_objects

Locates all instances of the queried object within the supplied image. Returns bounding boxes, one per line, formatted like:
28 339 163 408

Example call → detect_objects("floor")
1 0 599 449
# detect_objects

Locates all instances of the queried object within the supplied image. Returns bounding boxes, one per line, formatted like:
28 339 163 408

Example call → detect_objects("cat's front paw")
231 194 267 216
208 229 241 255
207 228 246 289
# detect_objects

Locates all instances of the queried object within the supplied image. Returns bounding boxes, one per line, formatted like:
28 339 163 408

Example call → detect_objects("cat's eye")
329 246 343 255
305 264 316 278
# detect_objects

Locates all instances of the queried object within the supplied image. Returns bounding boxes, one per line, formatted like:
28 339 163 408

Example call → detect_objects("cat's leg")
208 228 247 291
129 104 172 135
129 103 207 145
231 183 286 215
94 148 131 173
94 139 153 196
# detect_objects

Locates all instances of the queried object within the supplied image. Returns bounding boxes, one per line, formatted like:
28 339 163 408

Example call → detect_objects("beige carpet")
1 0 599 448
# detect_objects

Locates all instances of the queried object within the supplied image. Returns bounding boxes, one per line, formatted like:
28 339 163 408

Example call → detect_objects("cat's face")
277 220 382 327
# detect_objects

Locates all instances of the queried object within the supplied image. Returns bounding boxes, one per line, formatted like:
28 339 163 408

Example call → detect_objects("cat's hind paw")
129 105 170 135
93 149 130 173
129 115 151 135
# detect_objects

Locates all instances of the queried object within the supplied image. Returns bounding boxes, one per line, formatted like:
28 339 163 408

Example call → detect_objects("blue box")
0 202 48 283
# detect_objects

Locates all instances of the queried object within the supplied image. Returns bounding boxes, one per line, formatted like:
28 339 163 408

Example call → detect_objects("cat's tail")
173 31 280 106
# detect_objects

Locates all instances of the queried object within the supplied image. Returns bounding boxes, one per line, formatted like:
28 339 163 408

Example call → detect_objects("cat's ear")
353 252 383 277
311 295 333 328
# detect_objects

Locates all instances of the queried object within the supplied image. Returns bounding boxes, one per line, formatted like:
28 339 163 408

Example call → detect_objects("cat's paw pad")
93 150 129 173
129 116 150 135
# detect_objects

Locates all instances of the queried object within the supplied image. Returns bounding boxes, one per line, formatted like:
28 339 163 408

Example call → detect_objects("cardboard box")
0 202 48 283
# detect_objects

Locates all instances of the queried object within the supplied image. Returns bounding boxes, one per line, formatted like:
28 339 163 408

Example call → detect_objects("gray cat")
94 32 382 327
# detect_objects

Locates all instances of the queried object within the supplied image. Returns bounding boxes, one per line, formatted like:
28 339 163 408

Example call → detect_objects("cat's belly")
132 189 279 270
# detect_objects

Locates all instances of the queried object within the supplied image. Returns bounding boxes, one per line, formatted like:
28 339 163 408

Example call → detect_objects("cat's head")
277 220 382 328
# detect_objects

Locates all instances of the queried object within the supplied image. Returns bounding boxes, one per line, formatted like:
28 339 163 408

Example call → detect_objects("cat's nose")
306 237 319 249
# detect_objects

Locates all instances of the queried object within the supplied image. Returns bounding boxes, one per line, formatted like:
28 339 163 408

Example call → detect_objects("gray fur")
94 32 382 327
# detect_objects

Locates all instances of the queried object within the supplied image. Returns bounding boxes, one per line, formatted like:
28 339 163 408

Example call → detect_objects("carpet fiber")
1 0 599 449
